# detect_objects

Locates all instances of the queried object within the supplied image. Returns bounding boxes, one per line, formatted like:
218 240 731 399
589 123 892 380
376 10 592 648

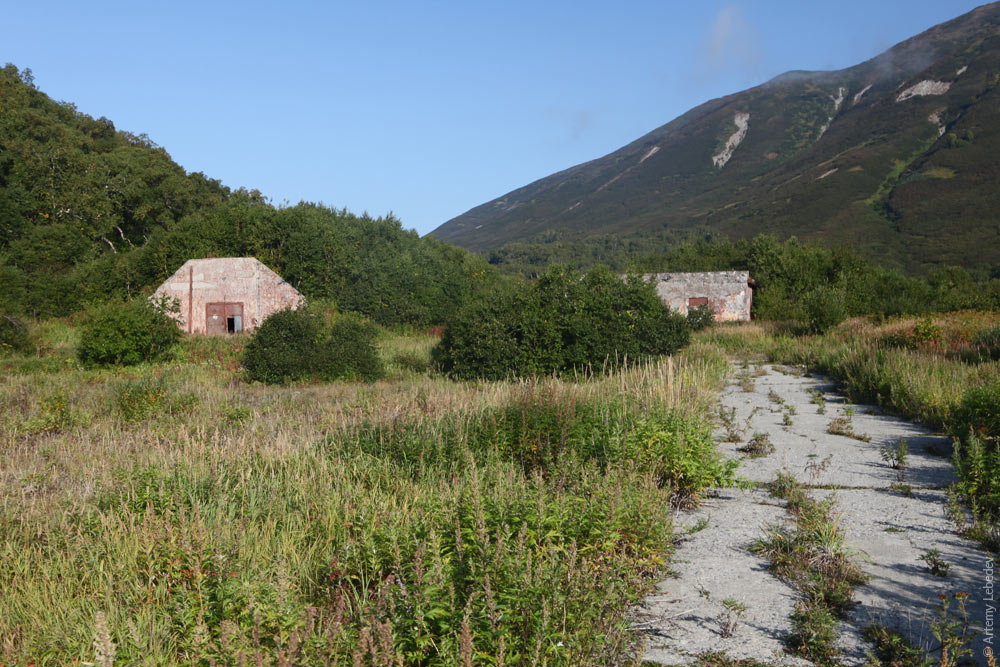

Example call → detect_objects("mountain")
431 3 1000 274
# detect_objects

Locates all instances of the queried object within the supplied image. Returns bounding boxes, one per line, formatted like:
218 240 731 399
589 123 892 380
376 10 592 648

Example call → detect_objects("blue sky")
4 1 987 235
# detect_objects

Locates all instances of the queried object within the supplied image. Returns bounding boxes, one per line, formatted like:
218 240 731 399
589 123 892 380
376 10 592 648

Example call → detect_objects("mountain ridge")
431 3 1000 273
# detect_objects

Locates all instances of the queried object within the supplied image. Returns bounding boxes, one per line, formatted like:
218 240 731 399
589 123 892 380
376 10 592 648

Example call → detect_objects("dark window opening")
227 316 242 333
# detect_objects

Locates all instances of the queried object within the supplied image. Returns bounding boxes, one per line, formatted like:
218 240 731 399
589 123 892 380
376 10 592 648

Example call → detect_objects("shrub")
316 314 384 382
951 378 1000 440
686 304 715 331
0 314 31 356
242 308 384 384
952 432 1000 521
21 389 86 435
613 412 739 506
802 286 847 334
433 266 690 380
77 297 181 366
242 308 323 384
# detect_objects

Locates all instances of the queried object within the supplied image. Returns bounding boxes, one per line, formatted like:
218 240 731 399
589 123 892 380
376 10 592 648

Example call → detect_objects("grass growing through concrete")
751 471 868 665
700 314 1000 551
739 432 775 458
0 323 740 665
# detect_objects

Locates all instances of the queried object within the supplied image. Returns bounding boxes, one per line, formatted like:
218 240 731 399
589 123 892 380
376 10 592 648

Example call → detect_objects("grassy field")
3 312 998 665
0 324 735 666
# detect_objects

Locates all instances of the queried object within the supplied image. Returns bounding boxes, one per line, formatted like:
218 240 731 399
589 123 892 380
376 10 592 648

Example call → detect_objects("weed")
919 549 951 577
21 389 87 435
890 483 913 497
718 405 759 443
0 341 737 665
809 388 828 414
883 527 906 533
740 432 775 458
862 624 930 666
767 470 801 499
391 351 430 374
222 404 252 425
752 472 867 665
950 430 1000 526
699 313 1000 550
717 598 747 638
737 370 755 392
686 651 773 666
827 412 871 442
931 592 975 666
782 412 794 427
880 438 909 482
688 516 711 534
767 389 784 405
804 455 833 485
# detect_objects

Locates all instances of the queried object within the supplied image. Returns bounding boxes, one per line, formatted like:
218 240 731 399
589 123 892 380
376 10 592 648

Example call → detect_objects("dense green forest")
0 64 498 325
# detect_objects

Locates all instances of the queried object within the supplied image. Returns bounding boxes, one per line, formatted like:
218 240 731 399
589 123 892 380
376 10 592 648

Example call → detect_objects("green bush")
77 297 181 366
317 315 384 382
952 379 1000 440
802 286 847 334
686 305 715 332
952 431 1000 522
432 266 690 380
612 413 739 506
0 314 31 356
242 308 384 384
242 308 323 384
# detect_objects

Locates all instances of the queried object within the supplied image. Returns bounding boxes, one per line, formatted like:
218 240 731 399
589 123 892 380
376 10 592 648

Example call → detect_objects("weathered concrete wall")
644 271 752 321
152 257 304 334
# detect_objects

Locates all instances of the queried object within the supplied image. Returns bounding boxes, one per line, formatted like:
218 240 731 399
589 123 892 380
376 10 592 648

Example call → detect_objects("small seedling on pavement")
919 548 950 577
718 598 747 638
880 438 908 481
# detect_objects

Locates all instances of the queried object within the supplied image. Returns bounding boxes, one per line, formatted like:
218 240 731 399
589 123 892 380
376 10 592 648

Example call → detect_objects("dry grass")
0 326 732 665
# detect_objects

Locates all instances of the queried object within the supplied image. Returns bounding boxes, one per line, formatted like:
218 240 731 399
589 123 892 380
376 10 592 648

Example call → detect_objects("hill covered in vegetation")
432 3 1000 276
0 64 497 325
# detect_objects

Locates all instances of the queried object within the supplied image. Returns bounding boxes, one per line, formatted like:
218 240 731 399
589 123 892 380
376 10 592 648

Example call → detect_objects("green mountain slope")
431 3 1000 274
0 65 497 324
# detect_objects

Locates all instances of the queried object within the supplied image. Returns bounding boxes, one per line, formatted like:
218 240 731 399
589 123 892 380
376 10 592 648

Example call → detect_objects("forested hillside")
0 65 497 325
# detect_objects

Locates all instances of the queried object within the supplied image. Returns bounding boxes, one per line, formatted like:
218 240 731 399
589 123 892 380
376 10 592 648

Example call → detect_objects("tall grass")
0 330 733 665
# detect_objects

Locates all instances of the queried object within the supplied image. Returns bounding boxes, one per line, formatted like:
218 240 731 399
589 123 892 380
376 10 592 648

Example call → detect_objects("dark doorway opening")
206 302 244 335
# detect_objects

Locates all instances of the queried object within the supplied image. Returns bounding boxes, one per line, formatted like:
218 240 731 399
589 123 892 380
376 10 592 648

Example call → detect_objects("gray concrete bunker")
644 271 752 321
152 257 304 335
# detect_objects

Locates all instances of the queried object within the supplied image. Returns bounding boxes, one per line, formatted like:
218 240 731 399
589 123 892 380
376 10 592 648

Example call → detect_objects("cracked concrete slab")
638 363 994 666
